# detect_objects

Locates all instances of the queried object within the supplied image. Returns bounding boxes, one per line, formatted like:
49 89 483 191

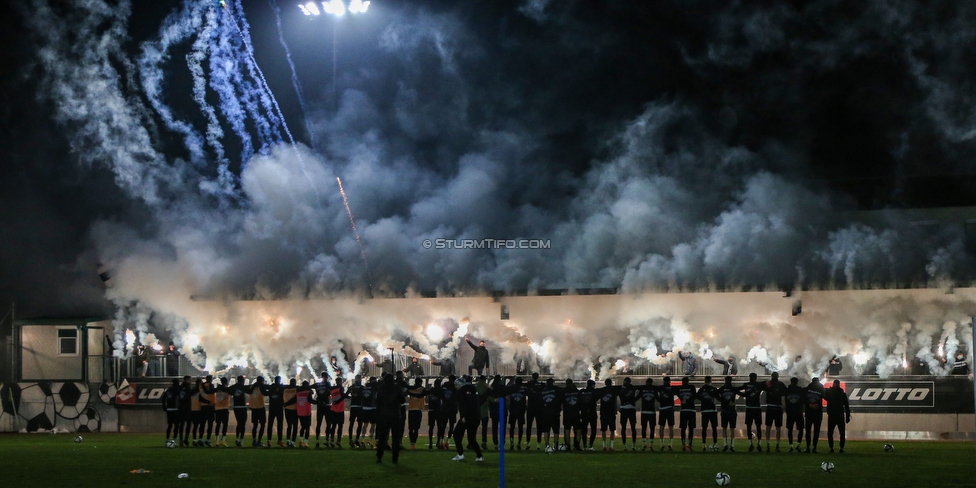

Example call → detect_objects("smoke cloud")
4 0 976 377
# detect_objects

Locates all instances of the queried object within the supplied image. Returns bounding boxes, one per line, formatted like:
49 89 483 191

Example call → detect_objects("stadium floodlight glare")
348 0 370 13
299 2 320 15
299 0 369 16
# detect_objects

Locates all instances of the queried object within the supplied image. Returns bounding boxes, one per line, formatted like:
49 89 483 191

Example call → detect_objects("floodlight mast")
298 0 369 16
297 1 369 110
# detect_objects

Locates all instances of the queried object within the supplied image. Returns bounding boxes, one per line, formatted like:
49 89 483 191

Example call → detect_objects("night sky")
4 0 976 318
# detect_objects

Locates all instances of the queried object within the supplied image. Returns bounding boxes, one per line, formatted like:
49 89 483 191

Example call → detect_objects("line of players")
161 370 852 455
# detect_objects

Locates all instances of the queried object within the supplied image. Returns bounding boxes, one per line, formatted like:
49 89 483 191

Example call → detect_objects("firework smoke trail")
225 0 319 194
337 176 371 282
269 0 314 147
137 0 207 165
215 7 273 155
209 12 256 163
228 0 290 145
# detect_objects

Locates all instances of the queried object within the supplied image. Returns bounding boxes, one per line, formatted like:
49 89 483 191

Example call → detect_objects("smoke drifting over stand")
4 1 976 376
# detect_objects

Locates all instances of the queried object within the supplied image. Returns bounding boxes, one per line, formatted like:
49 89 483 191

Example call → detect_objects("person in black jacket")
824 379 851 453
431 356 456 377
466 337 490 376
374 373 406 463
452 376 485 462
162 378 181 445
425 378 443 449
803 377 825 453
403 357 425 378
262 376 281 447
506 377 528 449
825 356 843 377
784 377 805 452
713 355 738 376
177 375 193 446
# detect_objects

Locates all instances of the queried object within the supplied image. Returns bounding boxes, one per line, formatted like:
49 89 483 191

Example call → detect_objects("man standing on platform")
466 336 491 376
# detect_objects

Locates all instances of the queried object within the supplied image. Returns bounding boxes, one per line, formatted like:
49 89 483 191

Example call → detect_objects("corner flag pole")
499 397 505 488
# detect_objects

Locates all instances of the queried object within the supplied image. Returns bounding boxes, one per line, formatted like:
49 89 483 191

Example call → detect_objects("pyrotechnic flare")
337 176 370 284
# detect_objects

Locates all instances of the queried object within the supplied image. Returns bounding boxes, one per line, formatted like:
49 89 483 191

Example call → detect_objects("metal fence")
102 355 202 382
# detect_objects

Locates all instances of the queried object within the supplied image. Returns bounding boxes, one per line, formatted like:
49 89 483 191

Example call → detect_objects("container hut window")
58 328 79 356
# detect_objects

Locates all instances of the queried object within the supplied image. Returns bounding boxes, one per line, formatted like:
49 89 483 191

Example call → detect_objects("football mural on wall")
0 382 106 433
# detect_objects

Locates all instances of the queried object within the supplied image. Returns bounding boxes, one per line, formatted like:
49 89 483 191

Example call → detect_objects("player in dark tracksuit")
347 375 365 447
488 375 507 449
674 377 698 451
740 372 765 452
561 379 583 450
506 377 528 449
199 376 216 446
225 376 248 447
578 380 599 450
452 377 486 461
763 372 788 452
696 376 720 451
263 376 284 447
525 373 545 450
360 377 378 447
163 379 181 445
784 377 805 452
176 376 193 446
598 379 619 450
438 376 458 449
638 378 658 450
618 377 639 450
803 377 825 453
656 376 677 451
540 378 562 449
375 374 406 464
425 378 442 449
313 373 332 448
824 379 851 453
716 376 739 451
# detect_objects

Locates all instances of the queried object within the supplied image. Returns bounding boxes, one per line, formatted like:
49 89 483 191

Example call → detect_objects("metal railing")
105 355 202 382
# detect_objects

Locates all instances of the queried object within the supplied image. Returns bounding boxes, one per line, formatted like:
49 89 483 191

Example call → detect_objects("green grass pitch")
1 434 973 487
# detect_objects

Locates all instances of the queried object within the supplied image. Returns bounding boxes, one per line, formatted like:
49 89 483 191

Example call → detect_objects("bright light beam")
323 0 345 16
426 323 445 342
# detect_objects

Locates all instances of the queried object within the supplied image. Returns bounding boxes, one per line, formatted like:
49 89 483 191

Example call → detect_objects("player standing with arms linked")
784 377 805 452
618 377 639 451
213 377 231 447
347 375 365 448
375 373 407 464
313 372 332 448
674 376 698 451
803 377 825 453
740 373 765 452
696 376 720 451
259 376 280 447
247 376 268 448
638 378 658 451
656 376 677 451
578 379 599 451
716 376 739 452
763 372 787 452
506 377 528 449
452 376 486 462
230 376 249 447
